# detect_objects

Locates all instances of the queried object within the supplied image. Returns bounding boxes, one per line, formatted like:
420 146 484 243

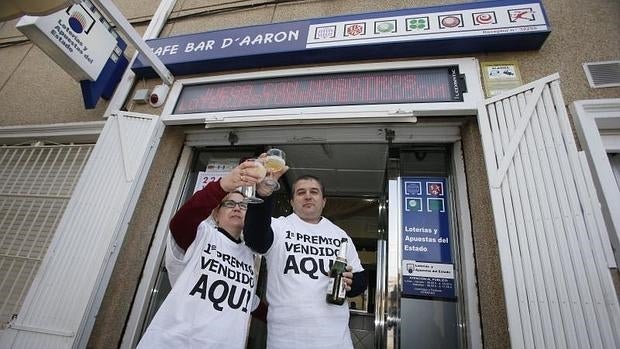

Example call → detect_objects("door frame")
382 140 480 349
570 98 620 266
121 122 481 348
127 56 485 347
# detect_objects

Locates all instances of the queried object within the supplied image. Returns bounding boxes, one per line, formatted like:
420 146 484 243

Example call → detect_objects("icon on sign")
404 181 422 195
407 263 415 274
473 11 496 25
345 23 366 37
405 197 423 212
427 198 445 212
375 20 396 34
66 4 96 34
508 8 535 22
438 14 463 29
406 17 429 31
315 26 336 40
426 182 444 196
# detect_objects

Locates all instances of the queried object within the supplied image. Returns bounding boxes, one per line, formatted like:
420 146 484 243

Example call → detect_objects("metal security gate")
478 73 620 349
0 112 164 349
0 143 94 332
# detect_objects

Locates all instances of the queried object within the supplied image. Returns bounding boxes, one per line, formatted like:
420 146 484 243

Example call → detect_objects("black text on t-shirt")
282 230 343 279
188 244 254 312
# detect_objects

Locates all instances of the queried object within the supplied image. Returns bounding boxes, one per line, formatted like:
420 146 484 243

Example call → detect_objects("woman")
137 160 269 349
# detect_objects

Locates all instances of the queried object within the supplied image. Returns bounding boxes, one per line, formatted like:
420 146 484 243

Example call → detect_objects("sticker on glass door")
401 177 455 299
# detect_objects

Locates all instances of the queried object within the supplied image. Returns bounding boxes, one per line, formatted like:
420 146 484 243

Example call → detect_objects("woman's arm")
169 160 265 251
169 180 227 251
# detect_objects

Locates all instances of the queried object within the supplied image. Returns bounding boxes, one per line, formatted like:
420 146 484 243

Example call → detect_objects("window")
0 143 93 329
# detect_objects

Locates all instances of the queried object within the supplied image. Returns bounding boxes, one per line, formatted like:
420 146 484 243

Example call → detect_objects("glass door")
380 146 466 349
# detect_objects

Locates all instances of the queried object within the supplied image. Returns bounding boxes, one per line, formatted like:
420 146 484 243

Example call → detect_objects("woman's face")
215 192 246 236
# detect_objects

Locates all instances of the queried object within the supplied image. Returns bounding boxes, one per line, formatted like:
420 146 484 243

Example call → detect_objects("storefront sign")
174 66 465 114
401 177 455 299
132 0 550 78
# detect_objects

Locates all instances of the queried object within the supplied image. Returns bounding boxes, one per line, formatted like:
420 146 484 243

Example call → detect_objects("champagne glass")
241 159 267 203
262 148 286 190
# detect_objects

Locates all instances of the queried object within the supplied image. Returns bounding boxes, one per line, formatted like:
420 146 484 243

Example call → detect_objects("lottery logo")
405 198 423 212
427 182 444 196
375 21 396 34
406 17 429 31
439 14 463 29
345 23 365 37
473 12 497 25
315 26 336 40
509 8 535 22
65 4 96 34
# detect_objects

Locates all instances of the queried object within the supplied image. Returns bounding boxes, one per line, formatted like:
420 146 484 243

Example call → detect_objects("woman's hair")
227 190 246 198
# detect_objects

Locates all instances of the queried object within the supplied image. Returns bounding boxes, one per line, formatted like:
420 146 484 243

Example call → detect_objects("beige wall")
86 125 186 349
461 119 510 349
1 0 618 124
1 1 618 348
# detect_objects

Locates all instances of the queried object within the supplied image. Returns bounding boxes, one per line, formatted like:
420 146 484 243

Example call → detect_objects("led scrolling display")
174 66 465 114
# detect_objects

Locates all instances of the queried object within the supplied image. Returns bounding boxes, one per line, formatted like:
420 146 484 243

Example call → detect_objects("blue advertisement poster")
401 177 455 299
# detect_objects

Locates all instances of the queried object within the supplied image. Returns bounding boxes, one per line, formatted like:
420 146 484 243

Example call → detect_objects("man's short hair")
291 175 325 198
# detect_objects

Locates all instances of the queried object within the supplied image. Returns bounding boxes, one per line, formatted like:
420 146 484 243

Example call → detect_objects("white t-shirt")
264 213 364 349
137 221 257 349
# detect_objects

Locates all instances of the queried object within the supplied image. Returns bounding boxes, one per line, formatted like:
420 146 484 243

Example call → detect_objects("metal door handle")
386 315 400 328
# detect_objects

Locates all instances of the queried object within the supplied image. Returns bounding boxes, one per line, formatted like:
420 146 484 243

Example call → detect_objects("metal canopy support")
87 0 174 86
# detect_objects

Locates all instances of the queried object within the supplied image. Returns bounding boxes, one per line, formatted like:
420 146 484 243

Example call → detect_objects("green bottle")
326 238 348 305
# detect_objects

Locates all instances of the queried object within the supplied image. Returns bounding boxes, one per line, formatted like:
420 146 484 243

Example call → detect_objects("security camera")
149 84 170 108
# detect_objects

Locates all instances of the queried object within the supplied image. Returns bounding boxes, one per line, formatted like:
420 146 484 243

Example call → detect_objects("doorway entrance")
136 123 477 349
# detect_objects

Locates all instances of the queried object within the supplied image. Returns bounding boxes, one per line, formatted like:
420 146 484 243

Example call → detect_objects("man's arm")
169 180 227 251
250 299 268 323
243 194 275 254
347 270 368 298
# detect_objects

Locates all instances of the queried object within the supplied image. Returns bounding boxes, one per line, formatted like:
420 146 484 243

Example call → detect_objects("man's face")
290 178 326 224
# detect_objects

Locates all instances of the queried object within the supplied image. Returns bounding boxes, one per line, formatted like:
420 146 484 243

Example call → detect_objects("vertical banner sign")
401 177 455 299
16 2 128 109
16 3 118 81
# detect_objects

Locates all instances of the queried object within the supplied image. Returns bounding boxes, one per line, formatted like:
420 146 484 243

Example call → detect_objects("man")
245 175 368 349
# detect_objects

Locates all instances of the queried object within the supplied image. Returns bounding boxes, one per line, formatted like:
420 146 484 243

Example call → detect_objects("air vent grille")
583 61 620 88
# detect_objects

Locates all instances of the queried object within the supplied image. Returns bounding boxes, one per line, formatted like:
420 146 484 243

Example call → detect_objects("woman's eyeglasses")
220 200 248 210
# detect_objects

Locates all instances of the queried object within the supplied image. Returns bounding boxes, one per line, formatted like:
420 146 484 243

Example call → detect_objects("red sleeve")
169 180 227 250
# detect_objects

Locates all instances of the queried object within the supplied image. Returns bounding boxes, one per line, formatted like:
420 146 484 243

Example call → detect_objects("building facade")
0 0 619 348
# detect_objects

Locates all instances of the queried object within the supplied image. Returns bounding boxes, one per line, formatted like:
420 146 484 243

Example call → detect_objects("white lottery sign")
193 159 239 193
